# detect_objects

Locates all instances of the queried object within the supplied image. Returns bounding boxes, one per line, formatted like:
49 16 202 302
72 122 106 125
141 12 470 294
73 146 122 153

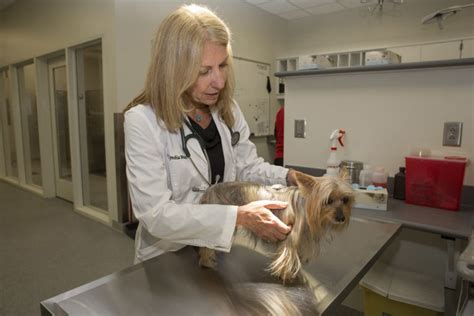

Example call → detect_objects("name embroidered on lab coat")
169 154 188 160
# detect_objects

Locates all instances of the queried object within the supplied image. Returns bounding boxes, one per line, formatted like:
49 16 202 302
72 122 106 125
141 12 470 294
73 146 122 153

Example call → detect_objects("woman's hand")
236 200 291 242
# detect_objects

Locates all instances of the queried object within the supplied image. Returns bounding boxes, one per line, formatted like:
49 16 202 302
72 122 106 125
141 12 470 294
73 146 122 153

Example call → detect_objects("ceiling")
245 0 405 20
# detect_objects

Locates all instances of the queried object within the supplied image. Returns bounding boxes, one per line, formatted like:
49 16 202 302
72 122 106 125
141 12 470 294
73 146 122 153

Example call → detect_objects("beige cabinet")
420 41 462 61
389 46 421 63
390 39 474 63
461 38 474 58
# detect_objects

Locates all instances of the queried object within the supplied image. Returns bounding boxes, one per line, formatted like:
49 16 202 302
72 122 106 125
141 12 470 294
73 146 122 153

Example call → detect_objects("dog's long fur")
199 171 354 282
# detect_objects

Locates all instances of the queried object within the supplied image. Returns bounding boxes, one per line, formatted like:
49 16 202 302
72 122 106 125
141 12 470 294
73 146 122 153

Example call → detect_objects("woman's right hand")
236 200 291 242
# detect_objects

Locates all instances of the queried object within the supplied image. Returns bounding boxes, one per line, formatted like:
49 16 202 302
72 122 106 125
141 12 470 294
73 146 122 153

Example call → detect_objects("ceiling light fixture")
361 0 404 16
421 3 474 30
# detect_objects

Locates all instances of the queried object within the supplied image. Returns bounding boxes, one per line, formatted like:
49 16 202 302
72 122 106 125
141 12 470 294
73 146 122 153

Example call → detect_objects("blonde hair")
124 4 235 132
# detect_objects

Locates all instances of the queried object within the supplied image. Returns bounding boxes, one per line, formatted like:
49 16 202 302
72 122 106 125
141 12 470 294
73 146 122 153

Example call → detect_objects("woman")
124 4 297 263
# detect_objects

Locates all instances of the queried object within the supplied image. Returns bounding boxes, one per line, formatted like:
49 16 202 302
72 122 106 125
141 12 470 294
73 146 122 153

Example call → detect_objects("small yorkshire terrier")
199 171 354 282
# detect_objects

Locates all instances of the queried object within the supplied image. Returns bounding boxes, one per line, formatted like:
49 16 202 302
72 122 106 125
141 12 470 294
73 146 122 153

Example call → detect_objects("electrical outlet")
294 119 306 138
443 122 463 147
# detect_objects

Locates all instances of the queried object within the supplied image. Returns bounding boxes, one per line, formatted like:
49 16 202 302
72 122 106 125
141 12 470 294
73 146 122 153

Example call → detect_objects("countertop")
353 198 474 239
41 217 401 316
40 198 474 315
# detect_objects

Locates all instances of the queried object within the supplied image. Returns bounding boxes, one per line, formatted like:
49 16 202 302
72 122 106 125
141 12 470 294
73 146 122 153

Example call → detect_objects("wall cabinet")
420 41 462 61
392 39 474 62
461 39 474 58
389 45 421 63
275 37 474 99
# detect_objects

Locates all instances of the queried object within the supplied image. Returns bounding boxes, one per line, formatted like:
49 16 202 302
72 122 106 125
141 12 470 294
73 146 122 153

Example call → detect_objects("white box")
353 188 388 211
297 55 333 70
360 261 444 313
365 50 401 66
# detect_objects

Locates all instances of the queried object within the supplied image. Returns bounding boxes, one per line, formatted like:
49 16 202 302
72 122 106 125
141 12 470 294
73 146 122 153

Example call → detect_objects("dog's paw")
198 248 217 269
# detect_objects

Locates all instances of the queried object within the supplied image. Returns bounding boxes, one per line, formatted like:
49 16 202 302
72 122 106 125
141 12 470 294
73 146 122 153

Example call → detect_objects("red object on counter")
405 156 468 211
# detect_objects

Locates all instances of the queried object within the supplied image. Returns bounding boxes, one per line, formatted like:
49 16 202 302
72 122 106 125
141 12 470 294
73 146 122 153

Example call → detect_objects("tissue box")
354 188 388 211
365 50 401 66
298 55 333 70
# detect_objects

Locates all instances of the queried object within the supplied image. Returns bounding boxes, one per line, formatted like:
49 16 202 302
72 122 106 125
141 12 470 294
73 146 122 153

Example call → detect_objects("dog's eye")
342 197 349 204
326 198 333 205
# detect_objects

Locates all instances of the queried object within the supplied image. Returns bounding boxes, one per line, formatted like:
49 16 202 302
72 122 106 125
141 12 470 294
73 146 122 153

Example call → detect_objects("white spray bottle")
325 129 345 177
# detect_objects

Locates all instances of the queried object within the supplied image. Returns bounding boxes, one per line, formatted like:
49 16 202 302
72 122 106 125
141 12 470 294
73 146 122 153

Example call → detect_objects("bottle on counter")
372 167 388 188
359 164 373 187
325 129 345 177
393 167 406 200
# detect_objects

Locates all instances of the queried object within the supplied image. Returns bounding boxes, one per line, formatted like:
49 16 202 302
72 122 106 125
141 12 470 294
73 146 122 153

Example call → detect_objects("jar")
359 164 373 187
372 167 388 188
340 160 364 184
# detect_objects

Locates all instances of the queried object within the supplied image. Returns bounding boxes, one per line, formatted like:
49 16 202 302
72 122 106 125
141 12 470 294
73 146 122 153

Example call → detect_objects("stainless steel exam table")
41 217 401 315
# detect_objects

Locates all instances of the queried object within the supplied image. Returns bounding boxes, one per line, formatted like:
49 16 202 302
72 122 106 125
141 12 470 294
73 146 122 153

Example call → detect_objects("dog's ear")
338 167 350 183
294 171 317 195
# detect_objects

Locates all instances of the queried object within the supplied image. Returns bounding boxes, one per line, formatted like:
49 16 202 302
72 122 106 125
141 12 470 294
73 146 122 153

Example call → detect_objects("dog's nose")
336 208 345 222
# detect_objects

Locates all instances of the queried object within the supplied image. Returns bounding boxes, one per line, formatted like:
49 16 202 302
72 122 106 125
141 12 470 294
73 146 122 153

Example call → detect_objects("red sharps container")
405 156 468 211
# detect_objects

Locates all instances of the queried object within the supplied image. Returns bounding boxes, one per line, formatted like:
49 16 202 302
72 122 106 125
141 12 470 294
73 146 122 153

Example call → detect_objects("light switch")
294 119 306 138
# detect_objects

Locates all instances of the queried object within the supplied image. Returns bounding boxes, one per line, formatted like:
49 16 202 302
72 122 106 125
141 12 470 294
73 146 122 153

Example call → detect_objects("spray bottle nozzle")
338 130 345 147
330 129 345 148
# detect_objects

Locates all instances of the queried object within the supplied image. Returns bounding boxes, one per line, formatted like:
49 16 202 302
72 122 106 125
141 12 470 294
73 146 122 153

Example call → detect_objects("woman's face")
188 41 228 107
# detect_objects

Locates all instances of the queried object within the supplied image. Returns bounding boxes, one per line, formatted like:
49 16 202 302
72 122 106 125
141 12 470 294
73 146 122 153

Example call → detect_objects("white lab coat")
124 102 288 262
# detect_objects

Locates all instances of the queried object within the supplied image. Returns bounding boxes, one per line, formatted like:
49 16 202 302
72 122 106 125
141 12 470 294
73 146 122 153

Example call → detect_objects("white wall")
279 0 474 186
285 66 474 185
0 0 116 65
284 0 474 56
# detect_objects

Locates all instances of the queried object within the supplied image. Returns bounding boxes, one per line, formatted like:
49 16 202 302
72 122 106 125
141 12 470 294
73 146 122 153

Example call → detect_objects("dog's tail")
266 245 301 282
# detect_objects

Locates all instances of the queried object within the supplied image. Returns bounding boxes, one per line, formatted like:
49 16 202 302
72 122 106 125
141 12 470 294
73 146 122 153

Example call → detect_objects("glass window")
52 65 72 182
0 70 18 179
18 63 41 187
76 42 108 211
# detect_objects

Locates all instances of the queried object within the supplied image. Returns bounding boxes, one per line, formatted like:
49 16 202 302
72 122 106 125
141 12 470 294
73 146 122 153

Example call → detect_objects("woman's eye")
199 69 209 76
219 64 228 69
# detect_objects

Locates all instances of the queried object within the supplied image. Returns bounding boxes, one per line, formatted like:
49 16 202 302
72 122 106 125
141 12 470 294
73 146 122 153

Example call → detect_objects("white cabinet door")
390 46 421 63
420 41 461 61
461 39 474 58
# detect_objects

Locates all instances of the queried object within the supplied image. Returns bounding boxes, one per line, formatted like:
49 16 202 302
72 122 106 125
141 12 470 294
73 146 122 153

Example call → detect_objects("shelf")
338 53 349 67
277 57 298 72
275 57 474 78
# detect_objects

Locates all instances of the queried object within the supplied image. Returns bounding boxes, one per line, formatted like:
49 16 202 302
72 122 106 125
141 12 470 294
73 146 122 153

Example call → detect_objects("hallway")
0 181 134 315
